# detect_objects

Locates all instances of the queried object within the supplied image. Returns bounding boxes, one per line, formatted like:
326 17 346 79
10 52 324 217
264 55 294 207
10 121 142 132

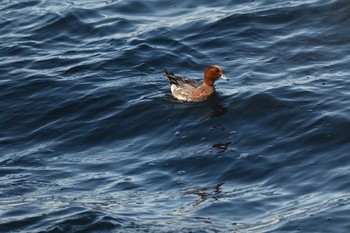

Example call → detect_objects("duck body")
164 65 227 102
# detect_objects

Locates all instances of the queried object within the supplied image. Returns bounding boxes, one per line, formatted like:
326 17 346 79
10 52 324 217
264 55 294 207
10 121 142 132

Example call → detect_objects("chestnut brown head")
204 65 228 86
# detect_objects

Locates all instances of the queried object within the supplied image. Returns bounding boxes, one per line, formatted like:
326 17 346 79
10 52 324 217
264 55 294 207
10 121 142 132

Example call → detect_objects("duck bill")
220 74 229 81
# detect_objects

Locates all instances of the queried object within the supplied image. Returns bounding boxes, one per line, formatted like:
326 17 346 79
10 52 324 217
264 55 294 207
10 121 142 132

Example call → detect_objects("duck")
164 65 228 102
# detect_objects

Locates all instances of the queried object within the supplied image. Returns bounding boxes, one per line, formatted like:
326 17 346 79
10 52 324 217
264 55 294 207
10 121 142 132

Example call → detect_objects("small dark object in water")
212 142 231 152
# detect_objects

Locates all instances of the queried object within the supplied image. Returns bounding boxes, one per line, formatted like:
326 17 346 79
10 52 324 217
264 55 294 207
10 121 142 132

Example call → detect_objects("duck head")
204 65 228 86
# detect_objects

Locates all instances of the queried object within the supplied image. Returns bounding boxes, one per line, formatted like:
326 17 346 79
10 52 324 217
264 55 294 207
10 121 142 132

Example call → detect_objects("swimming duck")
164 65 228 102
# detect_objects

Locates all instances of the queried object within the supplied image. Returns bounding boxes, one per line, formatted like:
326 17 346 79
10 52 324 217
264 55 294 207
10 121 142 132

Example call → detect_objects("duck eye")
215 68 220 73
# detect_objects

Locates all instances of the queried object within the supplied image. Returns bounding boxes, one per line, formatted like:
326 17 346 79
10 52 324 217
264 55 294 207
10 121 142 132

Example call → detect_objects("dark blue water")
1 0 350 232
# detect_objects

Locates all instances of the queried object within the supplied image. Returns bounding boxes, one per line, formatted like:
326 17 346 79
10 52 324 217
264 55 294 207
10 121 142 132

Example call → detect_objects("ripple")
1 0 350 232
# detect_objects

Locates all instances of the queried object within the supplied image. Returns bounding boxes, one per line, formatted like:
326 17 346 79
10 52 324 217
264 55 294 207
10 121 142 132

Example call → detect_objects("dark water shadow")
183 183 224 206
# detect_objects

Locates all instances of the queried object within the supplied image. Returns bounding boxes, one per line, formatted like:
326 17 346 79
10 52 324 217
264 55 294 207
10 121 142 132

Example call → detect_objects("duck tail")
163 69 178 85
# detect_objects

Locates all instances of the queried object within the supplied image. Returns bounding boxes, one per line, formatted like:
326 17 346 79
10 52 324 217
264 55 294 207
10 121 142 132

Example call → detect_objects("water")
1 0 350 232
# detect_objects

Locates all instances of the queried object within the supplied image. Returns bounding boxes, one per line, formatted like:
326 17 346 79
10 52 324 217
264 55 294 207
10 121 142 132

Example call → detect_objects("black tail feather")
163 69 178 85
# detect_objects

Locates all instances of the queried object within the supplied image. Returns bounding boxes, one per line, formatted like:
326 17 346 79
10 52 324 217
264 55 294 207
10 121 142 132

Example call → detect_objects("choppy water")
1 0 350 232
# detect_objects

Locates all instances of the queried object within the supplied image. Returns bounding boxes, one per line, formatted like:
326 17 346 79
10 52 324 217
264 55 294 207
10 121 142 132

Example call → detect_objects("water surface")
1 0 350 232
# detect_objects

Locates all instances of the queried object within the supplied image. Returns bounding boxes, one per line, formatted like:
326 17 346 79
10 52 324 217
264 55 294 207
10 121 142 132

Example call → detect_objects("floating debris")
212 142 232 152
